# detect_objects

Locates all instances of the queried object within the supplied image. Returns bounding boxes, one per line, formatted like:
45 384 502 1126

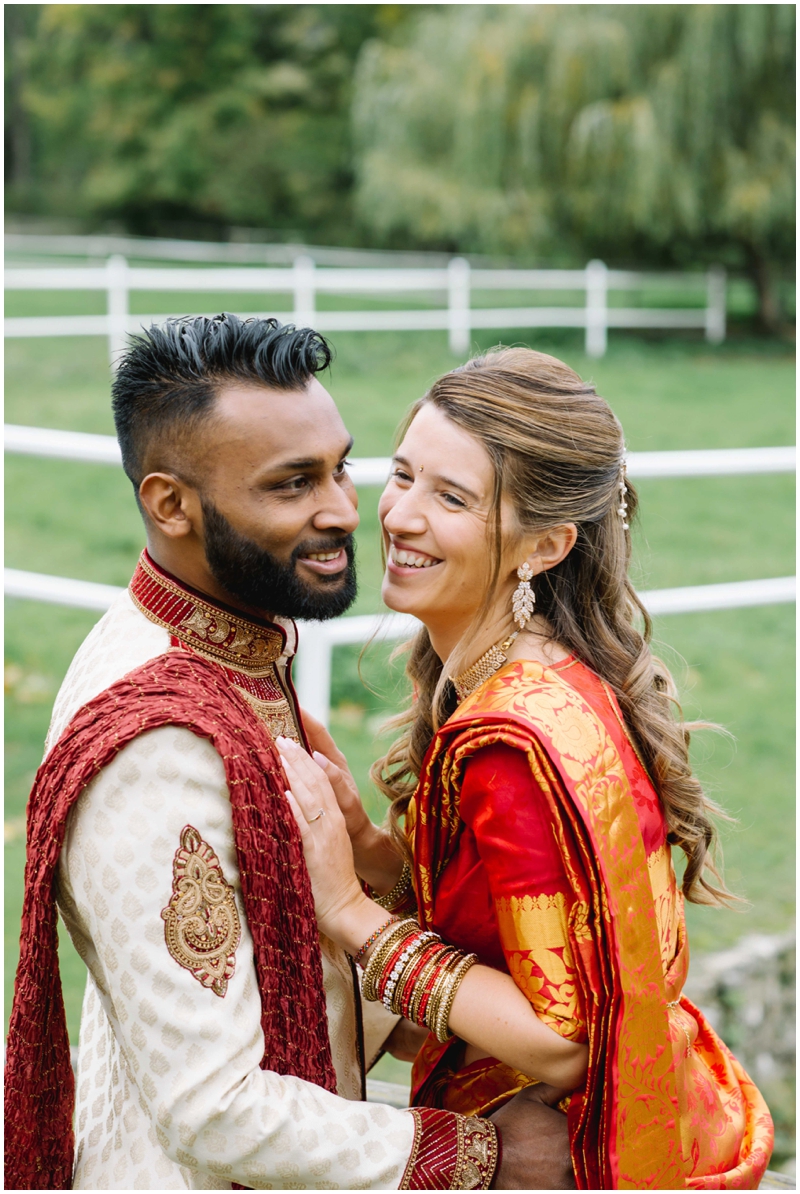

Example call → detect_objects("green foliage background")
353 7 794 269
5 4 416 241
5 4 795 325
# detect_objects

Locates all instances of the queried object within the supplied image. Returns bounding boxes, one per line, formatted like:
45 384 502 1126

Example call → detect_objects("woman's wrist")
331 894 395 958
369 859 414 913
351 823 405 894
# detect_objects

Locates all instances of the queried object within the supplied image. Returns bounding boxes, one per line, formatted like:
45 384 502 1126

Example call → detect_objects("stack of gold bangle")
359 917 478 1044
360 919 421 1002
431 951 477 1042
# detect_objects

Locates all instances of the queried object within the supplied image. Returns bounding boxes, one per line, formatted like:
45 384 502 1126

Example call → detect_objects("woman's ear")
520 523 578 576
138 473 198 539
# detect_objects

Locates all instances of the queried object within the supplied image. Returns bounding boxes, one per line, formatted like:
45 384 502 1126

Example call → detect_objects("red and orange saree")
406 656 773 1189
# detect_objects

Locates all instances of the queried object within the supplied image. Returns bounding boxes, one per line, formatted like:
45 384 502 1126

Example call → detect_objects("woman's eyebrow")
392 454 480 502
434 474 480 502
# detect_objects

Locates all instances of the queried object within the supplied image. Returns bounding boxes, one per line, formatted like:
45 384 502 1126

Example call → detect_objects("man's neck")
145 543 277 625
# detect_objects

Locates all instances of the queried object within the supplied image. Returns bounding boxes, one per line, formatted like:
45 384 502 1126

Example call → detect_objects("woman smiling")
278 347 774 1189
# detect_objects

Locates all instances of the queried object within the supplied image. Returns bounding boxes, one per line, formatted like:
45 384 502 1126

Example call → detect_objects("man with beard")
6 315 573 1191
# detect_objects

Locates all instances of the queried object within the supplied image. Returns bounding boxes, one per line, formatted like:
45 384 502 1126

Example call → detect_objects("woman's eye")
442 492 466 508
392 468 412 483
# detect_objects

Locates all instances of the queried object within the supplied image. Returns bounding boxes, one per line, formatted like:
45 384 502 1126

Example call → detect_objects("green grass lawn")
5 328 795 1052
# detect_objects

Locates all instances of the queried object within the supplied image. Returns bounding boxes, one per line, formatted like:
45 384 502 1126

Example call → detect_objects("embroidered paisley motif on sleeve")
161 825 241 997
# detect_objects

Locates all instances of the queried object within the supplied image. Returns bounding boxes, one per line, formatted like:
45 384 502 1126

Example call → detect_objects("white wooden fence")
5 425 795 482
4 230 457 268
5 256 726 360
5 424 795 725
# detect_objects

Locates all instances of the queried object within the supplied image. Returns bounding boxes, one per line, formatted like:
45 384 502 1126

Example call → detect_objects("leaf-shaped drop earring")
512 562 535 629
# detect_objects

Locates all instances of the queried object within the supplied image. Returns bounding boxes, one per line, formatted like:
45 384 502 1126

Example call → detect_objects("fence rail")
4 231 460 268
5 568 796 725
6 425 795 482
5 255 726 360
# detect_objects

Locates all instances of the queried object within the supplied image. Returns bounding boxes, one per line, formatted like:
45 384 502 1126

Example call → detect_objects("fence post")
447 257 471 355
106 254 129 367
705 266 726 344
585 259 608 357
293 255 316 328
293 621 333 727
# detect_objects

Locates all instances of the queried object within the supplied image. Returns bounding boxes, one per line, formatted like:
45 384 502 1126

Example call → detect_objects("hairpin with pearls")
618 461 629 531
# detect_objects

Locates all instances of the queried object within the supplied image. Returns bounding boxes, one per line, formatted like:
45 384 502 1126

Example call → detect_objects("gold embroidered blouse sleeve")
494 893 586 1043
459 743 587 1044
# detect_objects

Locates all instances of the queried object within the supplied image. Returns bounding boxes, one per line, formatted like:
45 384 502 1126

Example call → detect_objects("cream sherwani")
49 587 415 1190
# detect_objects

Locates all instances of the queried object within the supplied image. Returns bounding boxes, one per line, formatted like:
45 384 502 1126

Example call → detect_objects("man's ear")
520 523 578 577
138 473 199 539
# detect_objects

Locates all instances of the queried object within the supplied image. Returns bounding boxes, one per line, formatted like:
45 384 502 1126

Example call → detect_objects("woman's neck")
507 622 572 668
427 611 570 672
425 598 508 666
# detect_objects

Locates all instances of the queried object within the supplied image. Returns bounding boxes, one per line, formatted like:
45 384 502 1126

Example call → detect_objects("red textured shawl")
5 650 336 1191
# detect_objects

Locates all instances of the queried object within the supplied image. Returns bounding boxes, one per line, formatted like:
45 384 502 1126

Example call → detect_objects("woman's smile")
387 540 444 573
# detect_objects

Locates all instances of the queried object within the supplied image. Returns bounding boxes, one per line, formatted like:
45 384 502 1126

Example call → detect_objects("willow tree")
353 4 795 329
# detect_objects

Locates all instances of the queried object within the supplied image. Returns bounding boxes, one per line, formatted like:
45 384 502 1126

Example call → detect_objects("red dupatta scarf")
5 651 336 1190
408 660 772 1191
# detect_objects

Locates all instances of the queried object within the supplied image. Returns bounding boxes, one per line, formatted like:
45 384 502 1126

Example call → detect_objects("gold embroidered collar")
129 551 287 678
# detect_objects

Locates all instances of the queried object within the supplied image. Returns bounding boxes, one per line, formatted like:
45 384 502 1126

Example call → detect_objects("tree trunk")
5 8 33 191
751 252 783 335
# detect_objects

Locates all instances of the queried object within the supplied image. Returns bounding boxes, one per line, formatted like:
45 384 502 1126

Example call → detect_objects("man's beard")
200 497 357 622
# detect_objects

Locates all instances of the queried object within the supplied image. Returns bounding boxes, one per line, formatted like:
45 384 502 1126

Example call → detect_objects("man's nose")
313 476 360 534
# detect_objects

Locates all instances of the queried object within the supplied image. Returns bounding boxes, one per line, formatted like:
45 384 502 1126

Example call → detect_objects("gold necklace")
452 632 518 703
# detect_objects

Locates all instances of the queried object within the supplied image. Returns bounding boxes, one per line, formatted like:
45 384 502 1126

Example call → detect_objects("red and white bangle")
359 918 478 1043
360 919 420 1001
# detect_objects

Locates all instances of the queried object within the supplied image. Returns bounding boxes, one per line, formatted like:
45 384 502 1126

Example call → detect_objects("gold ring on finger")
308 809 326 824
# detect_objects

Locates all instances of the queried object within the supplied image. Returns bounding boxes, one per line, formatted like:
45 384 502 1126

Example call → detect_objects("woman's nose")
381 487 427 535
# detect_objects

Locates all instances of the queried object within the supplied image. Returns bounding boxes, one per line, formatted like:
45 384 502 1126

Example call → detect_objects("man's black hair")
111 314 333 491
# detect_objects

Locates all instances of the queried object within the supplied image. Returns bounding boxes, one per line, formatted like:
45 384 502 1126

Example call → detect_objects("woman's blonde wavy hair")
370 346 732 906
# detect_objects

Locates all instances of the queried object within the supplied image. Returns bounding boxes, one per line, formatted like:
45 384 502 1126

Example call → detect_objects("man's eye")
283 476 309 491
333 460 350 477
